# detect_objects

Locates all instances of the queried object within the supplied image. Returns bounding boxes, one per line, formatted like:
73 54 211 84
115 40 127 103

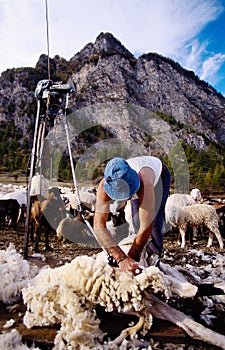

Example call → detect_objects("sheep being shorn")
23 253 165 349
175 204 224 249
22 234 225 350
1 238 225 349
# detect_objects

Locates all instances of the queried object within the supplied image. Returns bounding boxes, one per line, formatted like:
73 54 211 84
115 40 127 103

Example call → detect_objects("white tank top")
127 156 162 186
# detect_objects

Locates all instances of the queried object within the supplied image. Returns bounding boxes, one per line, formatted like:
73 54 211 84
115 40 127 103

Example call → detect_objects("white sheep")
165 193 196 226
21 234 225 349
1 238 224 349
66 190 96 211
22 248 166 349
173 204 224 249
125 190 202 236
190 188 202 203
165 192 202 241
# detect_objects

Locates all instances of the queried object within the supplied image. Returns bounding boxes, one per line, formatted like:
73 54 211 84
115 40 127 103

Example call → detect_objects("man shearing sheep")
94 156 170 275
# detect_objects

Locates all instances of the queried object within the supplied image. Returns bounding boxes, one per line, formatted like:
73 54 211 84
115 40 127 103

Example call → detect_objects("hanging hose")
63 101 117 265
64 122 82 210
64 118 111 258
63 92 82 212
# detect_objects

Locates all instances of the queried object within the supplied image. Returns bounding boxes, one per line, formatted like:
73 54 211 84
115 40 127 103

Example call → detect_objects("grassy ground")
0 173 28 186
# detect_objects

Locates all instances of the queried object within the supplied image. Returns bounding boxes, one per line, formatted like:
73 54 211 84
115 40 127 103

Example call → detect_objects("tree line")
0 121 224 195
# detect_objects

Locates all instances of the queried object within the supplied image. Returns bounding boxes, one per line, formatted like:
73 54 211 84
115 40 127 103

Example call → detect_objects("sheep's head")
48 187 61 200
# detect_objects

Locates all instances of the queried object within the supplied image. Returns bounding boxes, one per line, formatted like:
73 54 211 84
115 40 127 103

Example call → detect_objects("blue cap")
104 158 140 201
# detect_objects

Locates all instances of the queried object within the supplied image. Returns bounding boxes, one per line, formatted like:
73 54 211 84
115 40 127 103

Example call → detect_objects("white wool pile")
24 281 105 349
22 255 168 349
0 244 39 304
185 249 225 284
0 329 41 350
181 249 225 328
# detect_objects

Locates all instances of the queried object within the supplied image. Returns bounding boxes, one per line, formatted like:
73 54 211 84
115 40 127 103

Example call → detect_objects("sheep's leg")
213 228 224 249
207 227 224 249
128 221 136 236
34 224 41 252
176 229 181 246
12 214 18 231
200 225 204 238
193 227 197 239
206 232 213 248
110 312 144 345
179 228 186 248
29 222 34 242
44 226 52 251
147 294 225 349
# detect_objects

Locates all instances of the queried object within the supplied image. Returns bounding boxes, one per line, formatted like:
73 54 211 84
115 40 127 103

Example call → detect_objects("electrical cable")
45 0 51 80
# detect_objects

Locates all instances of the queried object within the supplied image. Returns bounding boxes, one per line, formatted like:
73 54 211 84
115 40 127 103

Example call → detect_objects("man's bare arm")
128 167 155 261
94 179 126 261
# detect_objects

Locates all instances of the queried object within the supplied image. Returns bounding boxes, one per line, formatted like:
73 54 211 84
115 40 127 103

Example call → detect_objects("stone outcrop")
0 32 225 153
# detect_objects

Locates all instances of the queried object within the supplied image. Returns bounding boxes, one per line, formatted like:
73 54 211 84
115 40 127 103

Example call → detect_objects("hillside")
0 32 224 193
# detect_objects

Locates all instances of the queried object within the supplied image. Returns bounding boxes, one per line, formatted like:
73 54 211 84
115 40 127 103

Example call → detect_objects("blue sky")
0 0 225 96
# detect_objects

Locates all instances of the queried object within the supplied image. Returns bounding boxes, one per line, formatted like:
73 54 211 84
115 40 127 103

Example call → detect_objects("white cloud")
0 1 46 70
182 40 208 72
200 53 225 83
109 0 222 57
0 0 224 94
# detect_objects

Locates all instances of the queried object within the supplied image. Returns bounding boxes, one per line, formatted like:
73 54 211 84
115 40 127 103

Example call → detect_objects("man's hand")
118 255 143 275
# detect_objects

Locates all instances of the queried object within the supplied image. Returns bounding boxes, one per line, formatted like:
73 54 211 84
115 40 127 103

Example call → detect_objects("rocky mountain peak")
94 32 134 58
70 32 134 64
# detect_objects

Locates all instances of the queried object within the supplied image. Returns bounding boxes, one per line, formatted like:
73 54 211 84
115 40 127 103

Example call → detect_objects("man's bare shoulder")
139 167 155 185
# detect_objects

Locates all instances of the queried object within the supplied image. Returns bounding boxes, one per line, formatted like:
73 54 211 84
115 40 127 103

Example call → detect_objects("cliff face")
69 33 225 149
0 32 225 154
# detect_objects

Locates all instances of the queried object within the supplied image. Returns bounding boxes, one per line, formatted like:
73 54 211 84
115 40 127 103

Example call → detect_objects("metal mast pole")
24 100 41 258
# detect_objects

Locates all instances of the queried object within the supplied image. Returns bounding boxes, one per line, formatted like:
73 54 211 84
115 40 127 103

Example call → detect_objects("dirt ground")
0 220 224 350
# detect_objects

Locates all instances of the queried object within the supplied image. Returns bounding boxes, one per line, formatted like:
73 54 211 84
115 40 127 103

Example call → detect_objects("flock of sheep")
164 189 224 249
0 180 224 253
59 186 224 251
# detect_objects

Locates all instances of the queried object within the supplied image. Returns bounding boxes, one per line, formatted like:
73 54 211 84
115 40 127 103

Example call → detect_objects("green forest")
0 121 30 174
0 120 224 195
